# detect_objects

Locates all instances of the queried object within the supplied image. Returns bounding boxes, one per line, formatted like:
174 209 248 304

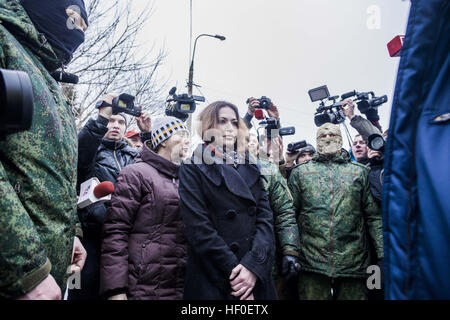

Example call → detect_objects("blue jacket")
382 0 450 299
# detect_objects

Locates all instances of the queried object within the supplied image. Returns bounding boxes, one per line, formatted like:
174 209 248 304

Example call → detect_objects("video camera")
309 85 388 127
308 85 346 127
340 90 388 122
165 87 205 122
259 117 295 138
95 93 142 117
0 69 34 136
287 140 307 153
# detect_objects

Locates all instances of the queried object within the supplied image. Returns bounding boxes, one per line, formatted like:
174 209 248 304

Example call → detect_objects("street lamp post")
186 33 226 132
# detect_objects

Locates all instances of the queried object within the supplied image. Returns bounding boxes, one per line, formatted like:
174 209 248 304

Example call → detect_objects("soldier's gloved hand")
281 255 300 281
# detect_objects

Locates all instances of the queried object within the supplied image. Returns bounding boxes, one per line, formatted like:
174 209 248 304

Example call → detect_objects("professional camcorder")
246 96 272 110
165 87 205 122
95 93 142 117
309 85 388 127
340 90 388 123
0 69 34 136
309 85 346 127
287 140 307 153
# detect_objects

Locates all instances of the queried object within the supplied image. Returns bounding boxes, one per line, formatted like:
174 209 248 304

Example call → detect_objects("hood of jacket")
0 0 60 72
136 142 179 179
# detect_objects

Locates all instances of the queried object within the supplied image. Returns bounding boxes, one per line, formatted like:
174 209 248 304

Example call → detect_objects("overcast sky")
136 0 411 150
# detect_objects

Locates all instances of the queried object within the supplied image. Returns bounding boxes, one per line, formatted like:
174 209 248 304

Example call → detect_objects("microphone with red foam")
77 178 115 209
93 181 115 199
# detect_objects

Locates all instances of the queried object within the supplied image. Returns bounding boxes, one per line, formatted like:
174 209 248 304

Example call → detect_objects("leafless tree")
65 0 167 131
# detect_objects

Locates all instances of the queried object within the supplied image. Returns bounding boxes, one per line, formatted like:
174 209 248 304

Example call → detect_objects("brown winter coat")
100 144 187 299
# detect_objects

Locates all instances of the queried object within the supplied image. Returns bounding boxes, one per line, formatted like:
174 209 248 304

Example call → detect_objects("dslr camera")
246 96 272 110
308 85 346 127
165 87 205 122
0 69 34 136
96 93 142 117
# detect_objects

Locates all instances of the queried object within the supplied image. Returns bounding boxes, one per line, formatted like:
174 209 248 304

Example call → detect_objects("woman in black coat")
179 101 277 300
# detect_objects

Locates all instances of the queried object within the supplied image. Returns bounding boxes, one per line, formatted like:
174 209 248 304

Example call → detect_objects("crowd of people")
0 0 387 300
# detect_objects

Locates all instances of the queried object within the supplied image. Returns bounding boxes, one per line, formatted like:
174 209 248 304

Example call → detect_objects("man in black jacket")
68 94 151 300
342 98 385 300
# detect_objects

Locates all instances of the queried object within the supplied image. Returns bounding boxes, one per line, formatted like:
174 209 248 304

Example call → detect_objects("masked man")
287 123 383 300
0 0 88 299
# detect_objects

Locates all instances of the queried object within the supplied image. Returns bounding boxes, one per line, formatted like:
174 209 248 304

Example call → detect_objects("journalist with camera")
243 99 301 299
341 98 386 203
68 93 151 300
0 0 90 300
342 97 387 301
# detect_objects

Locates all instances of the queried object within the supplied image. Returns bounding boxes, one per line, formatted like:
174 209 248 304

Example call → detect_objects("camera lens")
370 136 385 151
0 69 34 134
314 113 334 127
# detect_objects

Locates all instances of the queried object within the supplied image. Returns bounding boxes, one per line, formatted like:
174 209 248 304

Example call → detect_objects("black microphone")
341 90 356 100
50 71 79 84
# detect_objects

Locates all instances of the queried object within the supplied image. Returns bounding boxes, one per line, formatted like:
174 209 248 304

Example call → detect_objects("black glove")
281 255 300 281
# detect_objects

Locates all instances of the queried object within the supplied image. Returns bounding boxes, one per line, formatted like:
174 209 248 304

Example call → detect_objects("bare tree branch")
66 0 167 131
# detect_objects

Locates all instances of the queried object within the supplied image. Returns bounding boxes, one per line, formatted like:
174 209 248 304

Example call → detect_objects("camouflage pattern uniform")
258 159 300 298
287 149 383 300
0 1 80 298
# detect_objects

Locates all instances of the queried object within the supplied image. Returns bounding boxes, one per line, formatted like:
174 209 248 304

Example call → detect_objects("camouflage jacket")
259 159 300 258
0 1 79 298
287 149 383 278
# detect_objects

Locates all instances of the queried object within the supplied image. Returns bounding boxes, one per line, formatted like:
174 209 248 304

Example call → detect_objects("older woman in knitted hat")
100 116 190 300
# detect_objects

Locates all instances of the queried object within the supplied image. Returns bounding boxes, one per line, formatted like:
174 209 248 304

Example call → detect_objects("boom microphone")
93 181 114 199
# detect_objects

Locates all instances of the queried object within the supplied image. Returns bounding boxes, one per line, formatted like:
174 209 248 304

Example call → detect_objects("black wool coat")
178 145 277 300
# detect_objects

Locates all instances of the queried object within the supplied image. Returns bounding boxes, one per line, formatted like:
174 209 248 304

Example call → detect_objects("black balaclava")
20 0 88 65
